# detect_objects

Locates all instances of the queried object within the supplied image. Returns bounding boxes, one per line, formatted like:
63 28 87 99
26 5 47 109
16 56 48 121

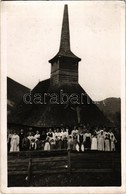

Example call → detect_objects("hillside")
97 97 121 126
7 77 30 115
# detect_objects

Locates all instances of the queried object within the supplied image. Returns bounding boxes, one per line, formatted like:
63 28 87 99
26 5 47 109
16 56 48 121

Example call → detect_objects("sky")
2 1 125 101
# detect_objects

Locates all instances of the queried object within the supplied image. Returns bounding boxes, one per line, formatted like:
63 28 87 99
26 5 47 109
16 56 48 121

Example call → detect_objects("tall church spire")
59 4 70 53
49 4 81 63
49 5 81 86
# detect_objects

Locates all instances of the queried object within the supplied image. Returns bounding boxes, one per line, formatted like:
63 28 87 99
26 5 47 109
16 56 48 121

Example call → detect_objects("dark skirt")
84 137 91 149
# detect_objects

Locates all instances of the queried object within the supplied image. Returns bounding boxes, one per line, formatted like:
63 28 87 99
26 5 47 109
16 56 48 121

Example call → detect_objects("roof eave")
49 54 81 64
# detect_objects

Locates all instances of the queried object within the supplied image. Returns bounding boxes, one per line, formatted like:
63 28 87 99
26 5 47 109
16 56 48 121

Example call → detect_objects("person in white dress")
10 131 20 152
34 130 40 149
91 133 98 150
110 134 117 151
104 133 111 151
67 135 73 150
97 130 105 151
71 126 78 151
7 129 13 152
44 136 50 151
34 130 40 141
27 132 34 141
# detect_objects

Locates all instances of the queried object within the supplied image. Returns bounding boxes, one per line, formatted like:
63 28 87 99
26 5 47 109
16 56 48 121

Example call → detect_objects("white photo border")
0 1 126 193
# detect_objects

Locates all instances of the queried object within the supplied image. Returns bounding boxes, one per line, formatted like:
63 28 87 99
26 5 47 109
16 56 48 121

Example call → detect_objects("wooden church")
8 5 109 128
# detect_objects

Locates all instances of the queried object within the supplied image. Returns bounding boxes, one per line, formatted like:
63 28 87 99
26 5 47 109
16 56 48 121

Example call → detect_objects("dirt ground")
8 171 121 187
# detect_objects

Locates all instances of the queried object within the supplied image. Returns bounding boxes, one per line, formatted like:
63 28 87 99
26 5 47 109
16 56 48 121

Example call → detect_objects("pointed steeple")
49 4 81 63
59 4 70 53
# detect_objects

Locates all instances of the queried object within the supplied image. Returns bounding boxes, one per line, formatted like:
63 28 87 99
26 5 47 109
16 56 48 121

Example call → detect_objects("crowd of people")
7 125 119 153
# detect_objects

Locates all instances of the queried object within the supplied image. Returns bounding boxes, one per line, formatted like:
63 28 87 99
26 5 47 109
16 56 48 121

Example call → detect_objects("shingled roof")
8 79 109 127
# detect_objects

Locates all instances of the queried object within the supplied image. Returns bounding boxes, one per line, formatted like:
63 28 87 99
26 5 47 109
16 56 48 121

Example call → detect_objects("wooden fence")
8 150 121 184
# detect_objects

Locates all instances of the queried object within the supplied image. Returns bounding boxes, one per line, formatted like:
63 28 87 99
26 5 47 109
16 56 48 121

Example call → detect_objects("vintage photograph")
1 0 125 192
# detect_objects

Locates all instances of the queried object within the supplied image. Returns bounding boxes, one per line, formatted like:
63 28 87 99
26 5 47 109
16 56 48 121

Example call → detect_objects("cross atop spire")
49 4 81 63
